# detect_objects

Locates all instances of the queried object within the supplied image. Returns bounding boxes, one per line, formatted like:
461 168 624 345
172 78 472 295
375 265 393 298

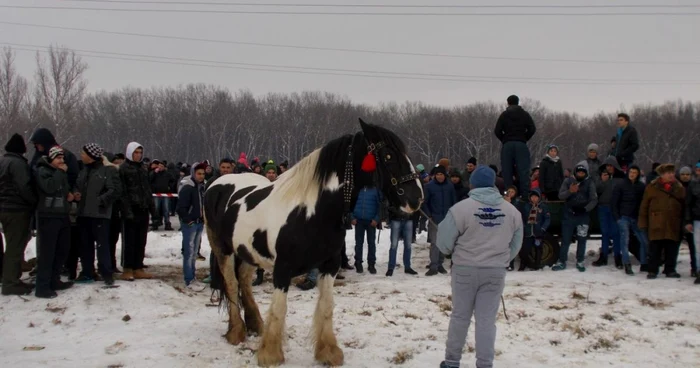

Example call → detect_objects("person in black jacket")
34 146 75 298
178 162 207 291
611 165 649 275
0 134 37 296
150 160 175 231
678 166 697 278
449 169 469 202
74 143 119 286
386 200 418 277
120 142 156 281
539 144 564 201
685 167 700 284
613 113 640 171
28 128 79 190
494 95 536 200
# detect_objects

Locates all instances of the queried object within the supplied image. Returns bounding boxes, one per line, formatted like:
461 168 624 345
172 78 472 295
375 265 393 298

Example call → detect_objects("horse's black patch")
204 184 238 256
236 244 258 267
229 185 256 205
252 230 272 259
219 203 241 255
245 186 273 211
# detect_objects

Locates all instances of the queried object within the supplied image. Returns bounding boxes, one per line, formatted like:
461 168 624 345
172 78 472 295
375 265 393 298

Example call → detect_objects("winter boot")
640 264 649 273
35 289 58 299
404 268 418 275
341 262 353 270
52 280 74 291
386 269 393 277
355 264 364 274
665 272 681 278
592 253 607 267
296 279 316 291
576 262 586 272
252 269 264 286
196 253 206 261
614 255 623 269
624 264 634 275
121 268 135 281
368 264 377 275
164 224 174 231
518 262 527 271
438 265 448 274
425 269 438 276
133 269 154 279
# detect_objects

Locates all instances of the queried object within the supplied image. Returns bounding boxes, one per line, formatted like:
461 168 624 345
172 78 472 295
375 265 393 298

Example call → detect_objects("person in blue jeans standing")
612 165 649 275
386 201 418 277
178 161 207 291
351 183 382 275
423 165 457 276
552 161 598 272
593 157 625 268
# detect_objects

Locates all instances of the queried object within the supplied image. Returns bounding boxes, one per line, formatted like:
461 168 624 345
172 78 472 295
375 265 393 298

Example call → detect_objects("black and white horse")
204 119 423 367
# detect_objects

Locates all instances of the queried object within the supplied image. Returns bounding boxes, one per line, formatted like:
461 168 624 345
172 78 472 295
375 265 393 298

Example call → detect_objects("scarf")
528 205 538 225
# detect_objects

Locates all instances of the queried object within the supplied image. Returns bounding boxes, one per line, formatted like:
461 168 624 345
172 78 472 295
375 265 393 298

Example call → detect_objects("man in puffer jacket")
552 161 598 272
351 174 382 275
592 156 625 268
539 144 564 201
119 142 156 281
178 161 208 291
423 165 457 276
436 165 523 368
518 188 550 271
612 165 649 275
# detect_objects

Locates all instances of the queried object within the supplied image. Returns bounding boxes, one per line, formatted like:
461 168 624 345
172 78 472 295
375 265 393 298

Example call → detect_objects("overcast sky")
2 0 699 115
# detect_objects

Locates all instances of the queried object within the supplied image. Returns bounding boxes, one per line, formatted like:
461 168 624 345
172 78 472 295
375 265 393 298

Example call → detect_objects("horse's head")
358 118 423 214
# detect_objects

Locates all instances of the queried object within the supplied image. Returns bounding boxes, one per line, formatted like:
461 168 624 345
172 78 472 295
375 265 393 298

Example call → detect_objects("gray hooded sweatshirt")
436 187 523 269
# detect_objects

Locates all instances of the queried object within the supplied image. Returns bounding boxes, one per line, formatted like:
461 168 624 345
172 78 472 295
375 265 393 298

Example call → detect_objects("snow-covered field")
1 220 699 368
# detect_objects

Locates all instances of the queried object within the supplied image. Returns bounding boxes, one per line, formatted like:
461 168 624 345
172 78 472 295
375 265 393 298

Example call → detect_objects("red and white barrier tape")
153 193 178 197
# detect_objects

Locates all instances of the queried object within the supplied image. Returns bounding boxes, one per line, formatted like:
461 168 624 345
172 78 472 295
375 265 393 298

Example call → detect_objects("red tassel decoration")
361 152 377 172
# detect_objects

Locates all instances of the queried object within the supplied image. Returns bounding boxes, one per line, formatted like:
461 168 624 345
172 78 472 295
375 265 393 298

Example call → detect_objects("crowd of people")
1 95 699 367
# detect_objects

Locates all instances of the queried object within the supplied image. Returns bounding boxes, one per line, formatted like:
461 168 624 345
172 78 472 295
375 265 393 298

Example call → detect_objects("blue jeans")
597 205 620 257
500 141 531 198
389 219 413 270
617 216 648 265
308 268 319 283
182 222 204 284
355 219 377 266
154 197 171 226
559 213 589 264
694 221 700 271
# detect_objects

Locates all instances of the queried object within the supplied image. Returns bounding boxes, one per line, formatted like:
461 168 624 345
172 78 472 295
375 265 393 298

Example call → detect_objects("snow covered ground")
1 220 699 368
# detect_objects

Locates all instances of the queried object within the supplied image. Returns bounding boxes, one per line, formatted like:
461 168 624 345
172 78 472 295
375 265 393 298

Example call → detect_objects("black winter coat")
615 125 640 167
35 157 71 217
28 128 80 189
539 156 564 195
0 153 37 212
177 176 205 224
150 170 175 194
494 106 537 143
119 160 156 219
611 176 646 220
684 179 700 225
76 160 119 219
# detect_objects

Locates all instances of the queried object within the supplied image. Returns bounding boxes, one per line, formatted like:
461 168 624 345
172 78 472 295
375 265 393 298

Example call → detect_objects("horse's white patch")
324 173 341 192
405 154 424 200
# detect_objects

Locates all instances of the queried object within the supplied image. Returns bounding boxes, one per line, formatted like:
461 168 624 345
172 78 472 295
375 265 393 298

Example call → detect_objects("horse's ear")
359 118 378 142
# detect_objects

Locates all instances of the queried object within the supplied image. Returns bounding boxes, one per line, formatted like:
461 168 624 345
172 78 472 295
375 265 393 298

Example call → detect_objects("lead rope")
342 140 354 228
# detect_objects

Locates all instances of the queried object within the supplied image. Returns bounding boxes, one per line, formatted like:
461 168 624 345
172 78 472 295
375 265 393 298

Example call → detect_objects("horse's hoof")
315 343 344 366
224 327 246 345
257 347 285 367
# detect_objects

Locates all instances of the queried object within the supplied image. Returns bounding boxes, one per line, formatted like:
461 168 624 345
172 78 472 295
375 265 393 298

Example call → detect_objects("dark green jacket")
35 157 71 217
0 152 37 212
76 159 120 219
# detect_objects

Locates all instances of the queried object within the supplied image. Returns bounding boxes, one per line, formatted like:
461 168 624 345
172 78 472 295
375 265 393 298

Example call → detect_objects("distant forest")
1 46 698 171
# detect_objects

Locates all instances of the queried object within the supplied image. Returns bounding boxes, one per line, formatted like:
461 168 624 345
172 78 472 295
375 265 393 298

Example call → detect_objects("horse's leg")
313 255 344 366
238 262 264 336
218 253 246 345
257 263 291 367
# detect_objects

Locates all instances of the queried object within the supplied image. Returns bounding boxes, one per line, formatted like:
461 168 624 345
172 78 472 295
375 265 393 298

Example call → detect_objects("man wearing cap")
639 164 685 279
494 95 537 200
74 143 119 286
436 165 523 368
34 146 75 298
0 133 37 296
552 161 598 272
423 165 457 276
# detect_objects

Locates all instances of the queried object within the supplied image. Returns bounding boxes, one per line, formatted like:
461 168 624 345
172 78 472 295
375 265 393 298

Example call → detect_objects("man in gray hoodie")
436 165 523 368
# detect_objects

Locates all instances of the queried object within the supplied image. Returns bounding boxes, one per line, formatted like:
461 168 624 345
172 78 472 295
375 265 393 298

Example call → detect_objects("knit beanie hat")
587 143 599 153
264 163 277 173
4 133 26 154
416 164 425 172
467 157 477 166
433 165 447 176
680 166 692 175
469 165 496 189
546 144 559 153
48 146 64 161
449 168 462 178
82 143 103 161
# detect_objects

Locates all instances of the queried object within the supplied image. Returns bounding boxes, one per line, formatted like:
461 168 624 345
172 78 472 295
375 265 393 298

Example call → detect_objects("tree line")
1 46 698 171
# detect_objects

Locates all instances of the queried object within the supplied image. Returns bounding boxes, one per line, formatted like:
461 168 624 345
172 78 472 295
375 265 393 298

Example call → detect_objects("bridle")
341 134 419 226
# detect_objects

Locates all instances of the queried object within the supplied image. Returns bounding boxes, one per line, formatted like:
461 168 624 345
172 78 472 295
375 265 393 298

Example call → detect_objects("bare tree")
0 47 29 142
34 45 88 145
